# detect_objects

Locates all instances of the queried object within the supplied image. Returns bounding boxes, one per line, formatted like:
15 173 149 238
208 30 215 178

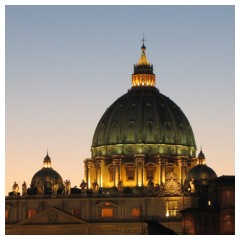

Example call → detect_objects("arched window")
222 214 233 234
185 219 195 234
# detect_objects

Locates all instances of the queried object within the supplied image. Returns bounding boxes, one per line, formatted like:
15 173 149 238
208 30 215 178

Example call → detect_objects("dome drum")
92 88 196 156
92 144 196 158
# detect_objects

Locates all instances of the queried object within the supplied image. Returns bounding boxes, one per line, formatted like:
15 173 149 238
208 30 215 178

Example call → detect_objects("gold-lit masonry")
132 42 156 87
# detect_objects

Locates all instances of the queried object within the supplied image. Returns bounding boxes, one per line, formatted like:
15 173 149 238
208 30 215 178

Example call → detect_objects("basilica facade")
5 42 235 235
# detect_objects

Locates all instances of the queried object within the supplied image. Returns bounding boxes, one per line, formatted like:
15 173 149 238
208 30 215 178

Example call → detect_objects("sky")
4 4 235 197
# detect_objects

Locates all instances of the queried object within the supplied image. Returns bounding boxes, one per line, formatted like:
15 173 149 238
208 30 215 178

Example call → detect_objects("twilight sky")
5 5 235 195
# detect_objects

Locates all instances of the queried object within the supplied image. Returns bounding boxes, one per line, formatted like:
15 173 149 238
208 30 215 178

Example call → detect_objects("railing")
5 192 158 200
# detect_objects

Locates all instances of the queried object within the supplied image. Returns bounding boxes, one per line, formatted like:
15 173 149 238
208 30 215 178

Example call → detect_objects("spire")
138 36 150 65
131 38 156 87
141 35 146 47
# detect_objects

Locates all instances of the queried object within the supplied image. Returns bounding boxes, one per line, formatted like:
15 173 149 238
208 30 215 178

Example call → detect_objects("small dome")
30 153 63 192
187 165 217 185
187 150 217 185
31 168 63 187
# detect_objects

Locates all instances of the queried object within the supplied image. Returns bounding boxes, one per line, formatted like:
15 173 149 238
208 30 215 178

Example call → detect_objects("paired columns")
134 154 145 187
95 158 105 187
155 155 168 185
85 154 189 189
84 157 105 189
84 159 93 189
178 158 188 185
85 155 123 188
156 156 189 185
112 155 123 187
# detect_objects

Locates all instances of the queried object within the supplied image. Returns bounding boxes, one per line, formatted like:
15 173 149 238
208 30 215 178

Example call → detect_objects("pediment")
18 207 87 225
145 162 157 167
96 200 117 208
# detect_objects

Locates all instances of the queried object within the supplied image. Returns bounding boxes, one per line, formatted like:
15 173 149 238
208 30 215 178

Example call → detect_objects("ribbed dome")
187 149 217 187
30 153 63 191
187 164 217 185
31 168 63 188
91 86 196 158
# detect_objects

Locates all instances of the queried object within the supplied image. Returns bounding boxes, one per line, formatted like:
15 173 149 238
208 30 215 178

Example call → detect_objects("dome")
30 153 63 192
92 87 196 158
31 168 63 187
187 150 217 185
91 42 196 159
187 165 217 185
